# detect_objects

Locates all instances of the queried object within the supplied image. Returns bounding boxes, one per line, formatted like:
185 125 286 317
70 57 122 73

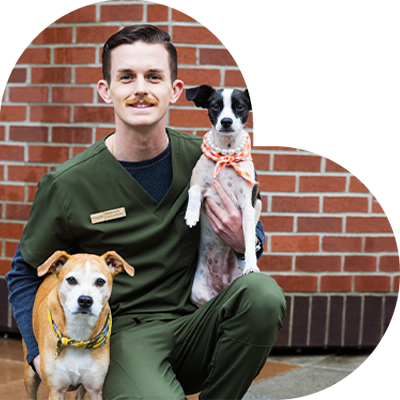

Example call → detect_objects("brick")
296 255 341 272
0 222 24 239
328 296 344 347
28 145 70 163
364 237 398 252
200 5 250 24
9 126 48 142
326 115 354 132
6 204 31 220
323 196 369 213
28 186 38 202
303 53 351 71
228 28 276 47
304 11 352 29
172 4 199 22
52 127 92 144
349 176 369 193
17 48 51 64
75 67 103 84
0 165 4 180
0 106 26 121
72 146 90 157
372 146 400 164
169 109 209 128
275 113 322 131
251 51 300 69
297 217 342 233
372 11 400 29
372 200 384 213
31 105 70 123
328 74 355 92
253 8 301 27
148 4 169 21
178 68 221 86
56 5 96 23
291 296 310 347
299 176 346 192
381 79 400 96
331 33 355 50
279 31 328 49
0 126 5 141
320 276 352 292
260 216 293 232
52 87 93 103
0 185 25 201
0 145 25 161
271 275 318 292
31 67 71 84
325 156 355 172
272 196 319 213
346 217 392 233
274 154 321 172
374 184 400 200
363 296 383 347
379 256 400 272
8 68 27 83
310 296 328 347
54 47 96 64
9 86 49 103
95 128 114 142
199 48 236 66
5 241 19 258
277 72 325 90
303 93 349 111
344 256 377 272
251 132 297 150
74 106 114 123
344 296 362 346
173 26 221 45
225 70 273 88
8 165 47 182
252 154 271 171
372 55 400 74
322 236 362 252
76 26 119 44
11 7 51 24
100 4 143 21
258 255 292 271
177 46 197 65
300 135 347 152
354 276 391 292
257 175 296 192
385 296 397 331
271 235 319 252
372 99 400 118
0 29 27 44
32 27 73 44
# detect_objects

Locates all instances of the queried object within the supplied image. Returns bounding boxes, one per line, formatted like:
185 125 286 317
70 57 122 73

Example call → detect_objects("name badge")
90 207 126 224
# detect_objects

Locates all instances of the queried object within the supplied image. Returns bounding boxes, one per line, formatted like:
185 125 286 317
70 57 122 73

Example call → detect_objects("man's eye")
66 277 77 285
121 74 132 81
96 278 106 287
148 75 161 81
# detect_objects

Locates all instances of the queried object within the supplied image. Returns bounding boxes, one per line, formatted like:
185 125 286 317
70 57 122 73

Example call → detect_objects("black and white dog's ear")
186 85 216 109
244 86 274 110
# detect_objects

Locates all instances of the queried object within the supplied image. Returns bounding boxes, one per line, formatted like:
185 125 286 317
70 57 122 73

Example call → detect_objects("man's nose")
134 76 149 96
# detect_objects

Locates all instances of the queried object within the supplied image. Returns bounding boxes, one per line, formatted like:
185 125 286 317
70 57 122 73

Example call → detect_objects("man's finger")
212 179 236 212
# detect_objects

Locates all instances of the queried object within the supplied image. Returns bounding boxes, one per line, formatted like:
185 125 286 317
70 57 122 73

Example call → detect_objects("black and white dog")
185 85 261 307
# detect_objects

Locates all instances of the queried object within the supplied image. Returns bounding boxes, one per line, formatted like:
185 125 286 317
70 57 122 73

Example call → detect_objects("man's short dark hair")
102 24 178 86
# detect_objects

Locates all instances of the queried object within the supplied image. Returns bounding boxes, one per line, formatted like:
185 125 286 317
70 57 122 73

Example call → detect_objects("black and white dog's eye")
236 104 245 111
211 103 220 111
96 278 106 287
66 277 77 285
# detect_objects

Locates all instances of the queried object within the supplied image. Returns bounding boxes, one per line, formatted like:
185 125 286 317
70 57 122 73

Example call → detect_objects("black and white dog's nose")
78 295 93 309
220 118 233 128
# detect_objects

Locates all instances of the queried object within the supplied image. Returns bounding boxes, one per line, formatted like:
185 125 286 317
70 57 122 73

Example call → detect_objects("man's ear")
244 86 274 110
186 85 215 109
170 79 184 105
97 80 113 104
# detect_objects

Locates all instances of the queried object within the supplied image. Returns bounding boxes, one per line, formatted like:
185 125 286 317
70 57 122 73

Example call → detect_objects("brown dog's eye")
66 277 77 285
96 278 106 287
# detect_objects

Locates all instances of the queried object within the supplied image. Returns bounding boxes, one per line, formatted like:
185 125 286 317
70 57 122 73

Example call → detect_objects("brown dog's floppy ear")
186 85 215 109
37 251 70 277
101 251 135 277
244 86 274 110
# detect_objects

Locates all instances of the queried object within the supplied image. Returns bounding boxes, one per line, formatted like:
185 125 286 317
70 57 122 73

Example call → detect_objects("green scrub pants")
103 274 286 400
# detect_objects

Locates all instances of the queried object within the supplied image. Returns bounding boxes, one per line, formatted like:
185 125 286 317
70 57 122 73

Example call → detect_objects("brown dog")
23 251 134 400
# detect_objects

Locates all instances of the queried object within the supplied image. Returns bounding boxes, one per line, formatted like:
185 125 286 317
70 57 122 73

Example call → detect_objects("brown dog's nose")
78 295 93 309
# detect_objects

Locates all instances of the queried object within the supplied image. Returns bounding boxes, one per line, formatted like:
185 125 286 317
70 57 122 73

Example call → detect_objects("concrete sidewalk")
0 335 370 399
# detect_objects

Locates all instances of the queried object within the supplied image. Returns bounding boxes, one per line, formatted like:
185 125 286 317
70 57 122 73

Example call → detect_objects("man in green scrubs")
10 25 286 399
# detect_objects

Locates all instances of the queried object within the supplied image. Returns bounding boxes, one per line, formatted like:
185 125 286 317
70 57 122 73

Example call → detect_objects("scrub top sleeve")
20 173 75 269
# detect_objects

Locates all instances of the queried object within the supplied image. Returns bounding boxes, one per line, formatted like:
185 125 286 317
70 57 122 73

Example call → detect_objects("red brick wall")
372 0 400 164
0 1 399 347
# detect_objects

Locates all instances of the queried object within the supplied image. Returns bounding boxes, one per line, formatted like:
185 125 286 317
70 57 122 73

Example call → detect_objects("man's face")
99 41 182 132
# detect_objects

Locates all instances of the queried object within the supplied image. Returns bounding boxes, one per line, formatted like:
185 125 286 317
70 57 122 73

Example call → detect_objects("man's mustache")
125 96 158 106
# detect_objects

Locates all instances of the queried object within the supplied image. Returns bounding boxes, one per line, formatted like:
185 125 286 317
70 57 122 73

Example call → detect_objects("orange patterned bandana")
201 131 259 185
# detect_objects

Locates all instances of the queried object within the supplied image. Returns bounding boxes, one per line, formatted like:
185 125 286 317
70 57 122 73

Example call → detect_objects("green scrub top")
20 128 203 321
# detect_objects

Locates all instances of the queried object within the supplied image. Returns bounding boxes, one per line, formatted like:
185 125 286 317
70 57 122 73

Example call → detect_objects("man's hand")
204 179 245 254
33 355 81 392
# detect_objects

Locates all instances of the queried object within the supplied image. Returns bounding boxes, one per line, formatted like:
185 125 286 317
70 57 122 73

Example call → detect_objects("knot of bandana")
48 309 112 359
201 131 259 185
